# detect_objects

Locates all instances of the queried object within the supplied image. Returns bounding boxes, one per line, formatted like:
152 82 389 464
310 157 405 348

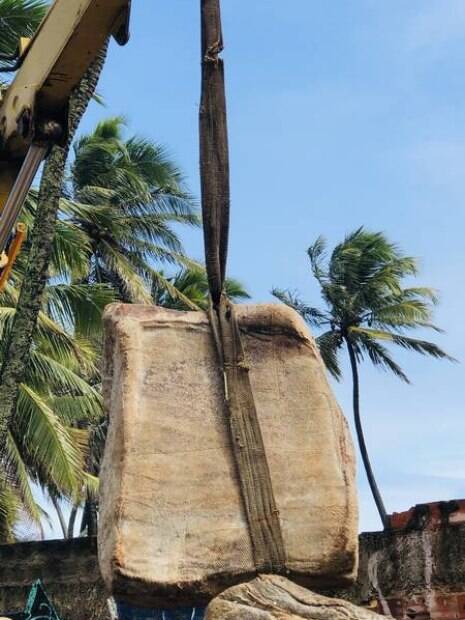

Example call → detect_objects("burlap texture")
98 304 358 607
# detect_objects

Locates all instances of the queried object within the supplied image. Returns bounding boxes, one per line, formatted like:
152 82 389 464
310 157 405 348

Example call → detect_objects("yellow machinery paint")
0 0 131 285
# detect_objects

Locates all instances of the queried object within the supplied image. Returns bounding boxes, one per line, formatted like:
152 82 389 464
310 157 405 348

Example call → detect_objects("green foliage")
0 187 112 538
0 0 47 60
0 473 21 541
0 278 108 540
62 116 201 304
273 227 454 381
152 266 250 310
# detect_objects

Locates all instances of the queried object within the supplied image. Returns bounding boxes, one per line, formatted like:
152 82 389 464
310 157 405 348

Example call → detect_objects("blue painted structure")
4 580 61 619
115 602 206 620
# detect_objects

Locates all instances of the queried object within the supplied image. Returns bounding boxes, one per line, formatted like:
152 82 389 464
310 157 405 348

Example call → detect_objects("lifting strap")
199 0 286 572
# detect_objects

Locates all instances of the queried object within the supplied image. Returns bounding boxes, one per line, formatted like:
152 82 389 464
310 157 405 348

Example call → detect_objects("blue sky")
51 0 465 535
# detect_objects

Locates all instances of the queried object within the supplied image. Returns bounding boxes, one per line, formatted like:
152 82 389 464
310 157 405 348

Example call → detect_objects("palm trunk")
68 504 79 539
50 495 68 539
346 339 389 529
87 500 98 536
0 43 109 452
80 492 98 537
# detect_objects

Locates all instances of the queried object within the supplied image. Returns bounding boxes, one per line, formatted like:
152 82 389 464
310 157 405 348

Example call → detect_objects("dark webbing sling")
199 0 286 572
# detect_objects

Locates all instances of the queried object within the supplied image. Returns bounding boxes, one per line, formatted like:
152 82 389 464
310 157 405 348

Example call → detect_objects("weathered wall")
1 503 464 620
326 501 465 619
0 537 110 620
336 525 465 617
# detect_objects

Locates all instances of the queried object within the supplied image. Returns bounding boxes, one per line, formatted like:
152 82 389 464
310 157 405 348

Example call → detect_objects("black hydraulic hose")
0 145 47 254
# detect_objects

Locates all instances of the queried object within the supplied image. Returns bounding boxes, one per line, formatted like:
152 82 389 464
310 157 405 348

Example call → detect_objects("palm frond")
98 242 153 303
16 385 84 496
0 0 47 61
307 235 328 283
151 270 200 311
349 328 410 383
44 283 115 338
0 475 20 542
272 288 328 327
316 331 343 380
51 395 102 426
350 326 456 362
275 228 452 381
26 350 101 399
5 432 44 525
49 220 92 280
153 267 249 310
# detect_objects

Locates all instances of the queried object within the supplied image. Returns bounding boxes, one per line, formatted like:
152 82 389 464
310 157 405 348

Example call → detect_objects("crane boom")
0 0 131 284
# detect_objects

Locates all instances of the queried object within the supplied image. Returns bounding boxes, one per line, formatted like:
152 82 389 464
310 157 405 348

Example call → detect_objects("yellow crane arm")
0 0 131 285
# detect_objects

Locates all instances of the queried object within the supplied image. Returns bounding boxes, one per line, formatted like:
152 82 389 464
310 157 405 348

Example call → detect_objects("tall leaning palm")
273 228 453 529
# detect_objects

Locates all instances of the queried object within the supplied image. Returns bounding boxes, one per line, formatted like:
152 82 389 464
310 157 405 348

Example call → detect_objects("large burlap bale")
98 304 357 607
205 575 387 619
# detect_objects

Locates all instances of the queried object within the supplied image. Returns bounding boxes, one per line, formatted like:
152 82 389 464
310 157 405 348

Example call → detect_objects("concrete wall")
341 524 465 618
0 537 110 620
327 501 465 619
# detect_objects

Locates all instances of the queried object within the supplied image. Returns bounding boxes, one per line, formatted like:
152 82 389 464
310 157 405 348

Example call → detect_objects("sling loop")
200 0 286 572
199 0 229 305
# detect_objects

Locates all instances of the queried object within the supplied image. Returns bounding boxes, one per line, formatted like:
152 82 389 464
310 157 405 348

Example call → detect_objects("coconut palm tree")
0 45 110 463
0 163 114 539
63 116 200 305
0 261 113 541
16 195 116 540
273 228 453 529
0 7 201 538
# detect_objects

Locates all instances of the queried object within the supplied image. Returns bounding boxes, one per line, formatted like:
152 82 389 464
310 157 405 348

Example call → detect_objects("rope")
200 0 286 572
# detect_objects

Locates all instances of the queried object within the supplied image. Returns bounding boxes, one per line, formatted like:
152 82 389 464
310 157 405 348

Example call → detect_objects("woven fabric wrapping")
98 304 358 606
